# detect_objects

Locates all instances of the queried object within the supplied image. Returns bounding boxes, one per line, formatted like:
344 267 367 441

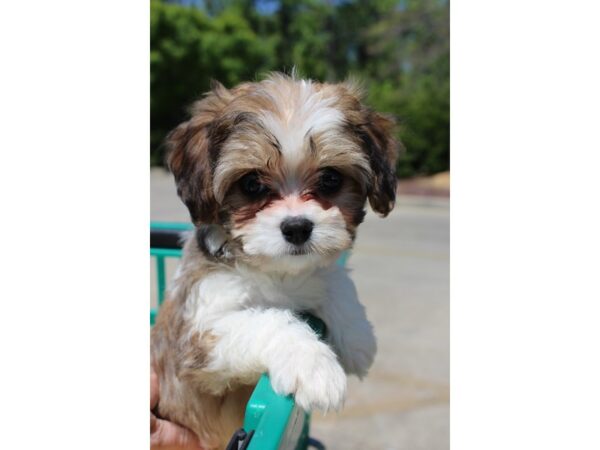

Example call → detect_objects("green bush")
150 0 449 178
151 1 275 164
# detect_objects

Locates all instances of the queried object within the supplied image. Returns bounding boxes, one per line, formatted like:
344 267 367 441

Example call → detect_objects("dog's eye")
317 168 343 195
239 172 269 198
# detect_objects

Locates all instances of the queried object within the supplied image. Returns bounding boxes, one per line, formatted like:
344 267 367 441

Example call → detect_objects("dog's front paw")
269 341 347 412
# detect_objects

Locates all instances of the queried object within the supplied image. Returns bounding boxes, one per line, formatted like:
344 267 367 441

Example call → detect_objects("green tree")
151 0 275 164
362 0 449 176
151 0 450 178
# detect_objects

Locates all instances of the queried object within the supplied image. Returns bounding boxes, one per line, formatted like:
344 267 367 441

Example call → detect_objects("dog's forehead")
235 79 346 168
211 78 373 202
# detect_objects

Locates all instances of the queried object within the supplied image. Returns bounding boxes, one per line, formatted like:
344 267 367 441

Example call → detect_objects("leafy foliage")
151 0 449 177
151 0 274 164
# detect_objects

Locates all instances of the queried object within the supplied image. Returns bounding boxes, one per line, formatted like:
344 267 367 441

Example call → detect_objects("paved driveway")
151 168 449 450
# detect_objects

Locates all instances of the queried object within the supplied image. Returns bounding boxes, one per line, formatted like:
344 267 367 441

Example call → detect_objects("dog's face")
168 74 398 273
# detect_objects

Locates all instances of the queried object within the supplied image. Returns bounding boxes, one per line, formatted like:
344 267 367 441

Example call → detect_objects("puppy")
151 73 398 449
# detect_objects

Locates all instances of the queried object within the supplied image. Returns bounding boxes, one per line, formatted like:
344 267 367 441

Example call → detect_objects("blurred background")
151 0 449 181
151 1 449 449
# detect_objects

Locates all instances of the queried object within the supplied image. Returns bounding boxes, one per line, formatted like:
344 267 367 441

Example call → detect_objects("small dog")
151 73 398 449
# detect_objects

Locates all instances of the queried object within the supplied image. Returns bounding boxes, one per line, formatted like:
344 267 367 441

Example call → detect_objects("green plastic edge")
150 221 193 231
244 374 308 450
151 247 184 258
150 223 191 325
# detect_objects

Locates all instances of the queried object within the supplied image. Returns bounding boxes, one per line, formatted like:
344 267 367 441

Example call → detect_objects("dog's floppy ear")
338 81 399 216
166 120 216 224
358 110 399 216
166 83 231 224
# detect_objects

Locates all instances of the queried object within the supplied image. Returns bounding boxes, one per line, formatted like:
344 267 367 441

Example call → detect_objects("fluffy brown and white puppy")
151 73 398 449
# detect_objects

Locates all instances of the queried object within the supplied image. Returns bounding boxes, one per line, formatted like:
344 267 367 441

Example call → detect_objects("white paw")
269 341 347 412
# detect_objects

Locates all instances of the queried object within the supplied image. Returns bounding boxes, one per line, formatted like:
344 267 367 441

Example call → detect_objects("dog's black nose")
280 217 314 245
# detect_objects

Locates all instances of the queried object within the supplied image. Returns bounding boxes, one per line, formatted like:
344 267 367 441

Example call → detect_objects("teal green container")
151 222 338 449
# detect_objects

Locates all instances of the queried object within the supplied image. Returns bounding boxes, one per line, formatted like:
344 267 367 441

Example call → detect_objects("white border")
452 1 600 448
1 1 149 448
2 0 600 448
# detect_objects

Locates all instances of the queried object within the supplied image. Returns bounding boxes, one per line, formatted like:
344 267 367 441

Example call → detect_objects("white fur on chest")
171 259 375 413
187 264 337 325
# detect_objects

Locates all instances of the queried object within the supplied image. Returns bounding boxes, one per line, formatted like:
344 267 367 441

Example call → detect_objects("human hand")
151 370 205 450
